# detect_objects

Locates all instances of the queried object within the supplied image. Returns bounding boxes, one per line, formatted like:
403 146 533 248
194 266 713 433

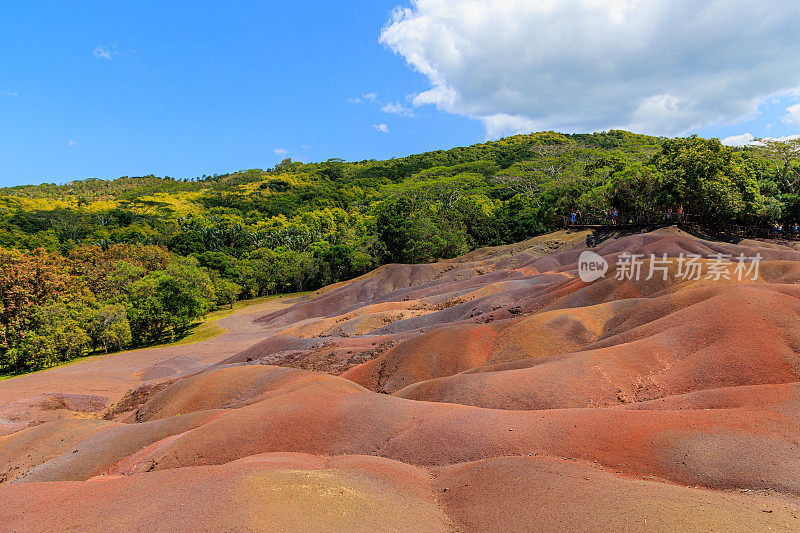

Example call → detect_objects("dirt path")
0 295 301 435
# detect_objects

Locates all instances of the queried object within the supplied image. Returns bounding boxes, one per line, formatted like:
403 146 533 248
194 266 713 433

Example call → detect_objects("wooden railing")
562 214 800 241
562 213 692 227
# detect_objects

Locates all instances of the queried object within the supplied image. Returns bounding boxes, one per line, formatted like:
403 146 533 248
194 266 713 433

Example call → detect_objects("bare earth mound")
2 228 800 531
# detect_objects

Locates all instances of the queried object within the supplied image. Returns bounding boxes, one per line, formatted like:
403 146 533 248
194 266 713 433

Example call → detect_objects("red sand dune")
2 228 800 531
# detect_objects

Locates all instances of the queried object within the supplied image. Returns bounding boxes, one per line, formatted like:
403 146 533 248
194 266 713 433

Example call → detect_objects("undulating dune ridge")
2 227 800 531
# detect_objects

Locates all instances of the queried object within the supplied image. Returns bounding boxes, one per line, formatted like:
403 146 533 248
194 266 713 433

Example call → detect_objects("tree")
605 163 662 215
496 195 548 244
320 159 348 181
210 273 241 309
493 144 596 199
375 196 415 263
126 261 215 342
239 248 278 297
0 248 80 368
7 303 93 371
88 304 132 353
754 138 800 193
652 136 763 222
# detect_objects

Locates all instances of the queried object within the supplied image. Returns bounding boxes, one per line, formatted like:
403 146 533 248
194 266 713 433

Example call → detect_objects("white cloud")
381 0 800 138
481 114 540 139
721 133 799 146
721 133 756 147
349 93 379 105
373 123 390 133
68 140 78 147
5 90 18 97
93 45 117 60
273 148 289 155
381 101 415 117
784 103 800 126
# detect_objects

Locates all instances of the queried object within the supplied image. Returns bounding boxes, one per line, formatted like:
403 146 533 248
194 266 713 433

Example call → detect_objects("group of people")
665 206 684 223
772 221 800 239
568 209 620 225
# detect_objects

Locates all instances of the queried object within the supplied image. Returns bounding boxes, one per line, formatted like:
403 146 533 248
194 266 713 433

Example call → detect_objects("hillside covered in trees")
1 130 798 373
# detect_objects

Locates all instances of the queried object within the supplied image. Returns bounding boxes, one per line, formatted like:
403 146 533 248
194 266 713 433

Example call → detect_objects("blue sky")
1 1 799 187
0 1 481 187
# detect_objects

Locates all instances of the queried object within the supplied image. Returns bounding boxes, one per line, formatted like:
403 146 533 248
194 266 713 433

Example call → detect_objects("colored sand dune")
2 228 800 531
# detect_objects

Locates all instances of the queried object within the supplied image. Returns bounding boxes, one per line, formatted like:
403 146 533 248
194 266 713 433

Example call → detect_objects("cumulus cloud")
784 103 800 126
5 90 18 97
482 114 540 140
373 123 390 133
721 133 756 147
381 101 415 117
68 140 78 147
381 0 800 138
273 148 289 155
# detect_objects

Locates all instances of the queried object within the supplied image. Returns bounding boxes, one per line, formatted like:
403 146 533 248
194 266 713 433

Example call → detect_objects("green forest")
1 130 799 374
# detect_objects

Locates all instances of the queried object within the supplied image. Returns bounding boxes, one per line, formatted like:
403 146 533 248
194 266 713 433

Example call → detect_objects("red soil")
2 228 800 531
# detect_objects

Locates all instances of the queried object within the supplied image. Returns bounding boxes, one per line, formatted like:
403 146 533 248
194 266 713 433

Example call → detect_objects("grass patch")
0 352 105 382
162 291 311 347
167 322 225 347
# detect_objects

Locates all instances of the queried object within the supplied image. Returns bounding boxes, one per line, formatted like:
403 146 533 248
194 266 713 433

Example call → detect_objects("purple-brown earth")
2 228 800 531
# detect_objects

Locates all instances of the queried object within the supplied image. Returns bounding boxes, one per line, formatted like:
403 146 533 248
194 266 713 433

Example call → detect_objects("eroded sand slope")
2 228 800 532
